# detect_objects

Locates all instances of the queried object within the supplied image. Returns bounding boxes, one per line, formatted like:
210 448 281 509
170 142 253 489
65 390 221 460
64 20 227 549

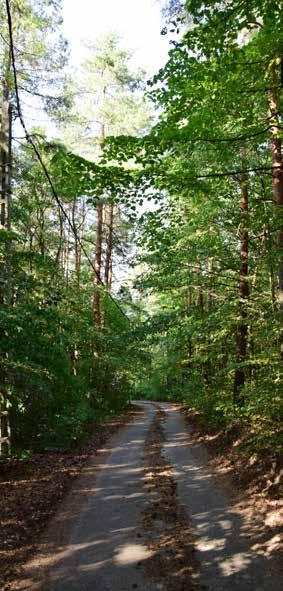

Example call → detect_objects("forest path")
16 401 157 591
16 402 279 591
161 402 279 591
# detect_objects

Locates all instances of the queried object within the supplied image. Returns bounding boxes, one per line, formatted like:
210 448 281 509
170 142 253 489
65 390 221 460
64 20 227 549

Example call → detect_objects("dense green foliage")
1 135 141 450
0 0 281 454
104 0 282 450
0 4 146 451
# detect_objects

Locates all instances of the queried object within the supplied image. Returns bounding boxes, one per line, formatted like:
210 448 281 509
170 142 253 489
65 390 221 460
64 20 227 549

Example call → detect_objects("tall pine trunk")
93 201 103 327
93 121 105 327
0 70 12 455
72 199 79 284
204 258 213 385
187 286 193 363
71 198 84 376
233 159 249 403
104 204 114 289
268 59 283 360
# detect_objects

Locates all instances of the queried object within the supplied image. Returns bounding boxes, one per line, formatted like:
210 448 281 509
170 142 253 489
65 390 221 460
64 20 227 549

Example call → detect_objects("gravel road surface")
17 402 279 591
161 402 279 591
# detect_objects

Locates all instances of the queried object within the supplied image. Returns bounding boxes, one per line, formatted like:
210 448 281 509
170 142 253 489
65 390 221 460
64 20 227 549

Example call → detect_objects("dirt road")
15 402 280 591
161 403 279 591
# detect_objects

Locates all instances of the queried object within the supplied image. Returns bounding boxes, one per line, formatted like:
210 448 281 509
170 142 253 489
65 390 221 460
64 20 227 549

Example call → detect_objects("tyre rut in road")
141 407 200 591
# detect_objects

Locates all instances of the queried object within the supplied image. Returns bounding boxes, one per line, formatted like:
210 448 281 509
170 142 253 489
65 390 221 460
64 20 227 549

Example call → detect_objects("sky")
18 1 170 135
62 0 169 76
59 1 170 289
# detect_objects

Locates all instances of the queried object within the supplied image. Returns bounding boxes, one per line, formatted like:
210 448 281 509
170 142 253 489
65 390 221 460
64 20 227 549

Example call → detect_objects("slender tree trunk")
56 206 64 267
204 258 213 385
248 230 266 379
75 198 86 284
265 219 277 310
207 258 213 311
233 159 249 403
72 198 80 285
72 199 85 376
104 204 114 289
93 122 105 327
0 71 12 456
62 223 67 272
37 204 46 256
0 83 11 231
29 228 33 272
185 286 193 364
65 208 71 284
196 264 210 385
93 201 103 327
269 259 277 310
268 59 283 360
196 263 204 311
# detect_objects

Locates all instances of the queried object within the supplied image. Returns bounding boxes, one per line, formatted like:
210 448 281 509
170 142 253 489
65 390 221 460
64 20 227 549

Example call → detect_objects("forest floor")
0 401 282 591
0 405 142 591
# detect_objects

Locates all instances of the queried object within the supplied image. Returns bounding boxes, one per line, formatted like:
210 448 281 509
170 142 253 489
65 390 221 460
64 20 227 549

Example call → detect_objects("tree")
0 0 69 453
60 32 151 326
99 0 281 450
1 0 280 457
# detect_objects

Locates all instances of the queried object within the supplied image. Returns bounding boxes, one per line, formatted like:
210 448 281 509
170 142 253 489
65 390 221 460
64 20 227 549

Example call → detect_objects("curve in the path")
161 402 279 591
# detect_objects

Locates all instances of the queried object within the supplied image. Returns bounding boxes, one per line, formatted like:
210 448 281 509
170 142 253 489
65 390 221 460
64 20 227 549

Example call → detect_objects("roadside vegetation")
0 0 281 458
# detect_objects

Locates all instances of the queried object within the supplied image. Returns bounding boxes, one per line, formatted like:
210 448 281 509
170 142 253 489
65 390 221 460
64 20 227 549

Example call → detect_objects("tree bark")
233 158 249 403
76 198 86 284
37 202 46 256
185 286 193 364
196 263 204 311
104 204 114 289
72 198 81 285
0 80 11 230
55 205 64 267
204 258 213 385
64 206 71 283
268 59 283 360
207 258 213 311
71 198 84 375
93 121 105 327
93 201 103 327
0 69 12 456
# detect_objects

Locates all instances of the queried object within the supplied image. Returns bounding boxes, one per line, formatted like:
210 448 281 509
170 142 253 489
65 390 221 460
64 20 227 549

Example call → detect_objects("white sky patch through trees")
62 0 169 75
58 1 170 293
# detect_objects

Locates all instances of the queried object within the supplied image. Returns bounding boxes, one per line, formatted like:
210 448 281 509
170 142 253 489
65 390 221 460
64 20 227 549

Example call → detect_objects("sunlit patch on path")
14 402 157 591
161 403 280 591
